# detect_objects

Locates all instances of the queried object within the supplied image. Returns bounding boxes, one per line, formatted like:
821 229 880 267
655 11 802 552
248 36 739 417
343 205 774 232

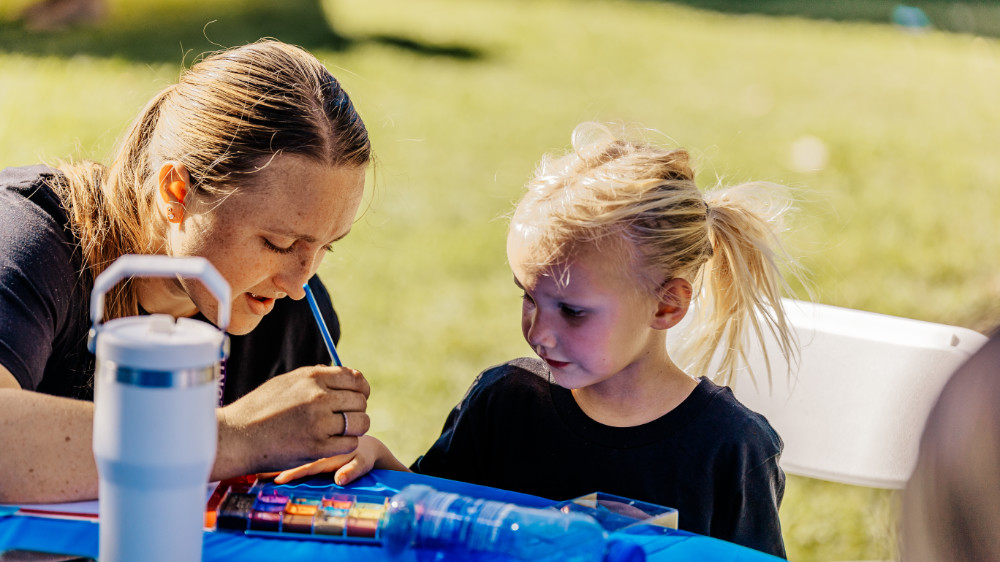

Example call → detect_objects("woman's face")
162 153 366 335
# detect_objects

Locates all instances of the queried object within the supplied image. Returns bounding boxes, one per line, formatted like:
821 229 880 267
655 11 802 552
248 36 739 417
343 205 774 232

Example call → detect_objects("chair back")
670 299 988 489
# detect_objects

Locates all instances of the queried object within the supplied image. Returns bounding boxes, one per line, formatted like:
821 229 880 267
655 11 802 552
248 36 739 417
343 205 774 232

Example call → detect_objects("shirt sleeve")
410 367 503 482
0 178 80 390
714 416 787 559
725 453 787 558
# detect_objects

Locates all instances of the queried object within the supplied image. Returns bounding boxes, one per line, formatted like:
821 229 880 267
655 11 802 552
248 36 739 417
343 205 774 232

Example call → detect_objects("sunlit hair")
510 122 800 386
51 40 371 321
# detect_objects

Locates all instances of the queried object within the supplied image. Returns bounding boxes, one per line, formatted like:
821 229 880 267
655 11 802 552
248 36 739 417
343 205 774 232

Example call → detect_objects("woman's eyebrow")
264 228 316 243
264 228 351 245
512 276 525 290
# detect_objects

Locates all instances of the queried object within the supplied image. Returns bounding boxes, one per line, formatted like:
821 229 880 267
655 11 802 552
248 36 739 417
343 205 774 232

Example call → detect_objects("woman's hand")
213 364 370 479
273 435 410 486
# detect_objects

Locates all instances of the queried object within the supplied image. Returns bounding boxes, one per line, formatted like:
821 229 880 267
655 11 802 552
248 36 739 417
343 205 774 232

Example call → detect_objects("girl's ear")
651 278 692 330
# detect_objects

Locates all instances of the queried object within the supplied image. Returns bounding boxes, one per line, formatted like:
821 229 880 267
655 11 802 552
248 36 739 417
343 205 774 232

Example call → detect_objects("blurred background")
2 0 998 559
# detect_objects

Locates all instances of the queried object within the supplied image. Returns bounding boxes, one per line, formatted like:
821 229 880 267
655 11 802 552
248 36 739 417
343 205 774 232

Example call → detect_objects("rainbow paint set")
205 475 392 544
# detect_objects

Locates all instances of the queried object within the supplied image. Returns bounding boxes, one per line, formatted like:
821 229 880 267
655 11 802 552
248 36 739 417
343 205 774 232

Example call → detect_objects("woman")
0 40 372 503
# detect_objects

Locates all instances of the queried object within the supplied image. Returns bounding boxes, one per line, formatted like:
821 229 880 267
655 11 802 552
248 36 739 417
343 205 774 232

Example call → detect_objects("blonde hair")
511 122 799 386
51 40 371 321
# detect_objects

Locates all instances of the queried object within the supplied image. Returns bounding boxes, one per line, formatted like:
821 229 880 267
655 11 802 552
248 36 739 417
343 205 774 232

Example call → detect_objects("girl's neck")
570 348 698 428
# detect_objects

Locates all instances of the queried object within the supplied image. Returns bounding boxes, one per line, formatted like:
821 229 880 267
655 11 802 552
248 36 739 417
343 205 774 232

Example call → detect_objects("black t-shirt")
0 165 339 403
412 357 787 558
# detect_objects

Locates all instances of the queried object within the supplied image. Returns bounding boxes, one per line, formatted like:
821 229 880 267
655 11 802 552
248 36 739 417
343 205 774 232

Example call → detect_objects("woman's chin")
225 314 263 336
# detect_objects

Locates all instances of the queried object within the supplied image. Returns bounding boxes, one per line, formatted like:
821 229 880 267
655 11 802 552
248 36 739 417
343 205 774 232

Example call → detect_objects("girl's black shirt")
413 357 787 558
0 165 339 404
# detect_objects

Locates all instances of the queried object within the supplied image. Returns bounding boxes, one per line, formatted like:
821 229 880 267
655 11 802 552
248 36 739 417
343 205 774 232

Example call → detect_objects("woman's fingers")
317 367 370 398
336 410 370 437
216 364 372 475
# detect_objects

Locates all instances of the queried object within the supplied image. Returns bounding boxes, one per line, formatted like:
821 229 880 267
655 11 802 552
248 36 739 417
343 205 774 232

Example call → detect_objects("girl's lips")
543 357 570 369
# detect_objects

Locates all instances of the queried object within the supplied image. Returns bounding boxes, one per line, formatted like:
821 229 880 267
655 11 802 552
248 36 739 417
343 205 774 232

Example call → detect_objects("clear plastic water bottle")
383 484 645 562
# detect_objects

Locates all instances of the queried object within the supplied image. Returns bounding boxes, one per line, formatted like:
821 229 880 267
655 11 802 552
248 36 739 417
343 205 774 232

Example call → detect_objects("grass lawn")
2 0 998 559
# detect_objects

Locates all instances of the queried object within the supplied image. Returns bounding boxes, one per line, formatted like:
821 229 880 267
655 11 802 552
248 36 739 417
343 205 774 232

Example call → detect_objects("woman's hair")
53 40 371 320
900 334 1000 562
510 122 799 386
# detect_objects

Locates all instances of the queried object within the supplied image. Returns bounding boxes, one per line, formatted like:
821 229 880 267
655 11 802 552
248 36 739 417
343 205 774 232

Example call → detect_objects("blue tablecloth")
0 470 779 561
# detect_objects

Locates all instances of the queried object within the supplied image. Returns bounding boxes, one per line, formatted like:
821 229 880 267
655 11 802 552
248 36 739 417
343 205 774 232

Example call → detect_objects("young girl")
276 122 800 558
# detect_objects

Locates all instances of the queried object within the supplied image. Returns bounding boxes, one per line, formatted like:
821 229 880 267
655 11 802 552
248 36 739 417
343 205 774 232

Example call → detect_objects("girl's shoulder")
462 357 552 404
693 378 783 451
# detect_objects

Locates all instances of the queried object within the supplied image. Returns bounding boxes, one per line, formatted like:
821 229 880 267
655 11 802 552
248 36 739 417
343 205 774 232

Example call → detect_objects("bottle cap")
605 539 646 562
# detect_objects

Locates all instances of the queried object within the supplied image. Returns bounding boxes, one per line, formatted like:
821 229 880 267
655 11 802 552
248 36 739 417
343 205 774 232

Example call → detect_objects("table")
0 470 781 561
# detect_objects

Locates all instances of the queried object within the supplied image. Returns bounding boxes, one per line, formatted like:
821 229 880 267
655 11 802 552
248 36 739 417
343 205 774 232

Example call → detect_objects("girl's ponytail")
684 182 800 387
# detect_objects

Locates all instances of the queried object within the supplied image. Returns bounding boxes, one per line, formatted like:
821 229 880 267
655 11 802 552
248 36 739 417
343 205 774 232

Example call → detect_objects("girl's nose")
525 309 556 350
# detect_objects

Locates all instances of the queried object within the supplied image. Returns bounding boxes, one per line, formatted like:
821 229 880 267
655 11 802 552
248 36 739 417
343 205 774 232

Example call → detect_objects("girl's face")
161 154 366 335
507 234 666 390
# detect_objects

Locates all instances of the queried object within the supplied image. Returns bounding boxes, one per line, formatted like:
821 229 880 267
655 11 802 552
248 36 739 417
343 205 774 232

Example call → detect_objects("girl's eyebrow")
512 276 525 290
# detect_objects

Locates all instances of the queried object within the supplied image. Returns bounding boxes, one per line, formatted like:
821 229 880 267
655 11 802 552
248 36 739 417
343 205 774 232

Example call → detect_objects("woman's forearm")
0 388 99 503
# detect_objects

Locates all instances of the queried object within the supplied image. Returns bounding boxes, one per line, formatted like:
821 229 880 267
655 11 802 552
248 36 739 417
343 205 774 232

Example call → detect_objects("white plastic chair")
672 299 989 560
677 298 990 489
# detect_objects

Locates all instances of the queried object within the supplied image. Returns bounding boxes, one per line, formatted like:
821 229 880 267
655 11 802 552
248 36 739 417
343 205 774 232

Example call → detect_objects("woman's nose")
274 252 319 300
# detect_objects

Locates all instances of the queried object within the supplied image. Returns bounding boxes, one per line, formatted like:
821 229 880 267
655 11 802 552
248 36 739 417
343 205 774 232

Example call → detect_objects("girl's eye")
559 304 585 318
521 292 535 306
263 238 295 255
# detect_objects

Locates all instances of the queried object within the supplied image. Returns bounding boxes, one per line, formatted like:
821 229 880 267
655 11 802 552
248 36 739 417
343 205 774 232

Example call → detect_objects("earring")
166 202 184 223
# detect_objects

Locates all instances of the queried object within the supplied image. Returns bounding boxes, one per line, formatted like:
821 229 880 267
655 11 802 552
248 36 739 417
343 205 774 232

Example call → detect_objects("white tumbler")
89 255 230 562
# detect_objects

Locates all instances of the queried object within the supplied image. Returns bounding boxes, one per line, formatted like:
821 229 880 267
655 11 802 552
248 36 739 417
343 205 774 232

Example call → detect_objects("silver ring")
341 411 349 436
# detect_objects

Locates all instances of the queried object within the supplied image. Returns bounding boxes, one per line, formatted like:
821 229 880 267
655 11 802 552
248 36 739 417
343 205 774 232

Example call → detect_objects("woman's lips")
245 292 276 316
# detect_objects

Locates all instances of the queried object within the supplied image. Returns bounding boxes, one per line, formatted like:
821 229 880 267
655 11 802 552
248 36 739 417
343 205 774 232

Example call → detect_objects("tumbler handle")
90 255 231 330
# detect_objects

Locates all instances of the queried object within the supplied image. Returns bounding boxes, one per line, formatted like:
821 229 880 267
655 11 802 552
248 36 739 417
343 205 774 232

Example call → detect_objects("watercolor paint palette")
206 475 392 544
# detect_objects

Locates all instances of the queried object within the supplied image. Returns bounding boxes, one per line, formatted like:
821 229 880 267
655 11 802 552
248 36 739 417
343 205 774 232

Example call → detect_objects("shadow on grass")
0 0 484 64
644 0 1000 38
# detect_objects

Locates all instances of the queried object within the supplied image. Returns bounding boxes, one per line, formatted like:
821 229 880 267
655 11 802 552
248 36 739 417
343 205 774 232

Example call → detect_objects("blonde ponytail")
680 182 800 387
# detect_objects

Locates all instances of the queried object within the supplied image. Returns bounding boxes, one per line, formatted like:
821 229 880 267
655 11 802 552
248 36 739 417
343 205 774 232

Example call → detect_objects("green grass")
3 0 999 559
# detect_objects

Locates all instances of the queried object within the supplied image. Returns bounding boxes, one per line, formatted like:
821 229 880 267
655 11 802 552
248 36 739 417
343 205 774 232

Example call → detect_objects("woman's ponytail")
56 86 173 321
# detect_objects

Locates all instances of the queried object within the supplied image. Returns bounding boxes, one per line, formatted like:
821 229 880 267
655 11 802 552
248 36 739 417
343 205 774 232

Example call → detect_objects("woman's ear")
157 162 191 224
651 278 692 330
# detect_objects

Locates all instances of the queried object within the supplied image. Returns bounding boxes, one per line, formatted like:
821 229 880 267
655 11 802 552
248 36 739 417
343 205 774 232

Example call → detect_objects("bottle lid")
605 539 646 562
95 314 225 372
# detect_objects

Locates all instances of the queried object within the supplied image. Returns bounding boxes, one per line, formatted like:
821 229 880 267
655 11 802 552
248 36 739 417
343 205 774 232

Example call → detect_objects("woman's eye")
521 292 535 306
323 244 335 254
263 238 295 255
559 304 585 318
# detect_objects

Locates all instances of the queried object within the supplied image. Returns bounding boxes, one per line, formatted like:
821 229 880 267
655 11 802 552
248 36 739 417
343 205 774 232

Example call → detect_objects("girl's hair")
52 40 371 321
510 122 799 386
